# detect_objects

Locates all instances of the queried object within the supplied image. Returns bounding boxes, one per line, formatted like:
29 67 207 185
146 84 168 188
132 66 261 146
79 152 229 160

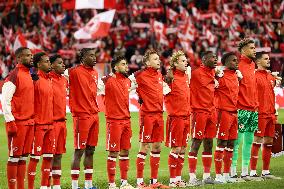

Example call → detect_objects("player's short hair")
33 52 47 68
201 51 213 62
15 47 29 58
49 54 62 64
238 38 254 52
111 55 126 73
79 48 95 63
255 51 269 61
170 50 186 68
142 49 158 64
221 52 237 65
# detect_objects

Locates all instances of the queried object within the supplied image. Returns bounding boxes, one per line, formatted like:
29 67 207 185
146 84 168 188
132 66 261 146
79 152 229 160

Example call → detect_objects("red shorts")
255 116 276 138
216 110 238 140
139 113 164 143
53 121 67 154
165 116 190 147
106 119 132 152
191 111 217 139
7 122 34 157
32 125 55 155
73 114 99 149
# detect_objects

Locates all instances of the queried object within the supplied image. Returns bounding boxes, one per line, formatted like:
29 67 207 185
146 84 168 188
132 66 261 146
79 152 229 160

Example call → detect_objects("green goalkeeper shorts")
238 109 258 133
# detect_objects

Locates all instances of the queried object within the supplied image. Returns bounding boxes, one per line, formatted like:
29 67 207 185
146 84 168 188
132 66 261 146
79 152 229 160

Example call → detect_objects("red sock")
250 143 261 171
150 151 160 180
107 156 116 183
17 158 27 189
47 173 51 188
223 148 233 173
168 152 178 180
28 156 39 189
71 167 80 181
202 152 212 174
52 166 61 186
214 146 224 174
119 155 129 180
262 144 272 171
41 156 52 186
136 152 147 178
176 153 185 177
7 158 18 189
188 152 197 173
84 166 93 182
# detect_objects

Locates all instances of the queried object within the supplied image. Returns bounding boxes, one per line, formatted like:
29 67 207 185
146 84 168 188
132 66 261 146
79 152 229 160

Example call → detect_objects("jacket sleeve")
1 81 16 122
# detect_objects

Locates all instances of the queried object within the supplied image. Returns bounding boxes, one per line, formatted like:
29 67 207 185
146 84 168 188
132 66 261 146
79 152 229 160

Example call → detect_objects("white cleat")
187 178 202 186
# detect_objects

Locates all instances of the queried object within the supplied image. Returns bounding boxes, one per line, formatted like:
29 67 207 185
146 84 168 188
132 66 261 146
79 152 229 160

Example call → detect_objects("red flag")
263 0 271 12
167 8 179 22
212 13 221 26
205 29 215 45
265 24 277 40
244 4 255 18
13 32 41 53
74 10 116 39
153 21 169 45
179 5 189 20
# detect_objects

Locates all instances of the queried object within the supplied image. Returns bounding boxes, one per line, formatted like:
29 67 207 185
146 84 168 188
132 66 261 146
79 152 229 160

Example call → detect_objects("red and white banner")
75 0 116 9
265 24 277 40
74 10 116 39
153 20 169 45
13 33 41 53
205 29 215 44
166 8 178 22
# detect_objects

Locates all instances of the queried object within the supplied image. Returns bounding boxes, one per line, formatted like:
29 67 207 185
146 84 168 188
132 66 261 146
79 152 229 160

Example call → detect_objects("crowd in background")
0 0 283 83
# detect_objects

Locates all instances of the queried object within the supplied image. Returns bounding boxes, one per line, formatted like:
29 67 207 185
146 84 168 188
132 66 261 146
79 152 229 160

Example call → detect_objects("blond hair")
238 38 254 52
142 49 158 64
170 50 186 68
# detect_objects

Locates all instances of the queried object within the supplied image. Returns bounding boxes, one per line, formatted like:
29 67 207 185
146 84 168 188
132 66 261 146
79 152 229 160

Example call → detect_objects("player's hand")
214 79 219 88
236 70 243 80
6 121 17 137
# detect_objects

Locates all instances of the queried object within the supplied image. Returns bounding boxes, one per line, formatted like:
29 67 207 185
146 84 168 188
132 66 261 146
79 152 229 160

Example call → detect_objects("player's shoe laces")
120 183 137 189
137 183 151 189
203 176 219 184
230 175 246 183
261 173 282 180
149 182 171 188
187 178 202 186
249 174 264 181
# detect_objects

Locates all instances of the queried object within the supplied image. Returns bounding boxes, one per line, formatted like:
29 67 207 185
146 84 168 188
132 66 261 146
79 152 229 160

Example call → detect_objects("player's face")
146 53 161 70
38 55 51 73
226 55 239 70
204 53 218 68
19 49 33 68
52 58 65 74
243 43 256 59
115 59 128 74
83 50 97 67
175 55 188 72
258 54 270 68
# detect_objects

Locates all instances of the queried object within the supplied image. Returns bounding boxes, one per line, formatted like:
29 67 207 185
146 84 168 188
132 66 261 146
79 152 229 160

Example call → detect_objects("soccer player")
2 47 34 189
249 52 282 180
164 51 191 188
101 56 136 189
188 51 217 185
68 48 101 189
214 52 242 183
231 38 258 181
133 49 170 188
27 52 54 189
49 54 67 189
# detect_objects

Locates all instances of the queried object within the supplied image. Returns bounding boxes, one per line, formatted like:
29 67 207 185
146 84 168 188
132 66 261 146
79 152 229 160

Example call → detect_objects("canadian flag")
153 21 169 45
212 13 221 26
265 24 277 40
74 10 116 39
180 19 195 41
263 0 271 12
167 8 179 22
13 32 41 53
205 29 215 45
244 4 254 18
179 5 189 20
192 7 200 20
221 13 233 28
75 0 116 9
255 0 263 12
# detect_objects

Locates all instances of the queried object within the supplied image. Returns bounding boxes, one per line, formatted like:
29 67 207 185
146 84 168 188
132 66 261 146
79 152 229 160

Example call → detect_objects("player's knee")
119 149 129 156
191 139 202 153
171 147 181 154
74 149 85 158
217 139 227 147
203 138 213 152
109 151 119 157
264 137 273 144
141 143 150 153
254 136 263 143
85 147 95 156
227 140 235 149
152 143 161 152
54 154 62 163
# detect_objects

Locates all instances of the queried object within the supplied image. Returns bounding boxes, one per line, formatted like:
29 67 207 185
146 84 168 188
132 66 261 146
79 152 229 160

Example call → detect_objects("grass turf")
0 112 284 188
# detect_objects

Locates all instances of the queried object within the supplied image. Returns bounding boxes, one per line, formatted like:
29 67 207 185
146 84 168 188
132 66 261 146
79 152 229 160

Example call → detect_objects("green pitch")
0 113 284 189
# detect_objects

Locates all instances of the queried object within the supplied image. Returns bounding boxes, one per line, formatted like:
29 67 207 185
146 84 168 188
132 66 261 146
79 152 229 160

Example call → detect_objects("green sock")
232 132 244 167
242 131 254 167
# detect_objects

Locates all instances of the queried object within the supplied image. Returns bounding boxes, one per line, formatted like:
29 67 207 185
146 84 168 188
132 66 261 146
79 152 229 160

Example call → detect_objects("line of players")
2 37 281 189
